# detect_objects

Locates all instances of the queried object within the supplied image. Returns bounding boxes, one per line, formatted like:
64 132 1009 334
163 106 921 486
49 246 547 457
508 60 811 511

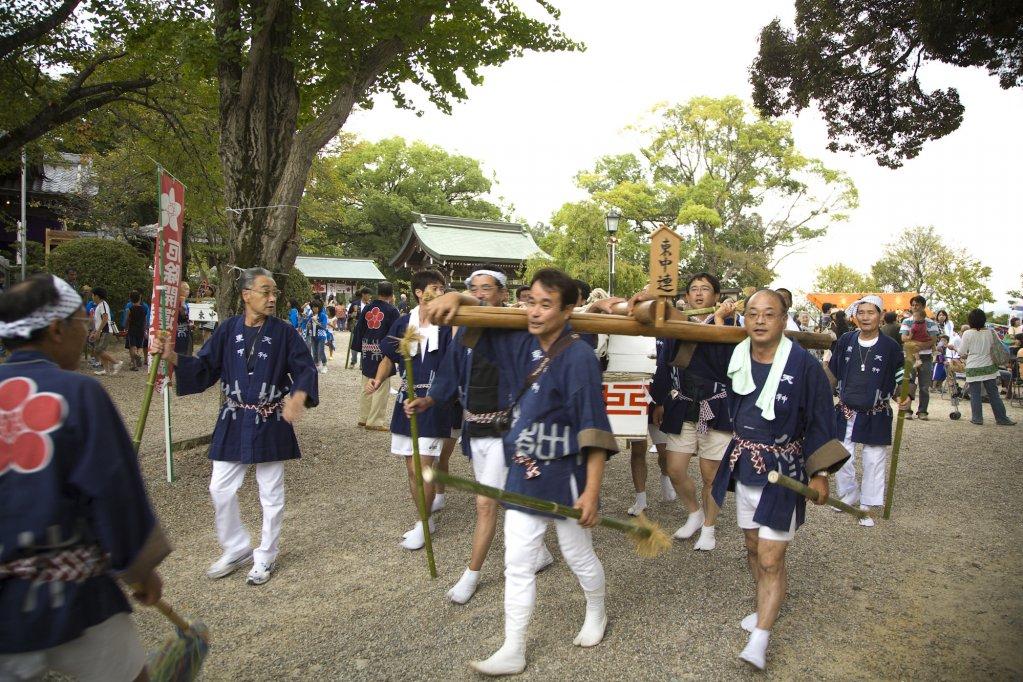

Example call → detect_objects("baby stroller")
945 358 966 420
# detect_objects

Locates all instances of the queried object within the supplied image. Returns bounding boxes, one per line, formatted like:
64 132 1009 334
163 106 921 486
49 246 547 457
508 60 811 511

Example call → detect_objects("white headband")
847 294 883 318
0 275 83 338
464 269 507 288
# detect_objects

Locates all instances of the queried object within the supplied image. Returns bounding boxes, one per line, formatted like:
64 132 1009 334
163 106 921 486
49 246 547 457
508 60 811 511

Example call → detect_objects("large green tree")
524 201 648 297
299 136 503 267
870 225 993 321
812 263 875 292
751 1 1023 168
210 1 579 313
575 97 857 288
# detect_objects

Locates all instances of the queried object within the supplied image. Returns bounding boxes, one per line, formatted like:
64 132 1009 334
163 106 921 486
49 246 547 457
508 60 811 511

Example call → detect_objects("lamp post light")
605 208 620 297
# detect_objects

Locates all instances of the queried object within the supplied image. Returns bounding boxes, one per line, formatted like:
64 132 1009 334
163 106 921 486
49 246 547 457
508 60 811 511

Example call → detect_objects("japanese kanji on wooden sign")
647 225 682 297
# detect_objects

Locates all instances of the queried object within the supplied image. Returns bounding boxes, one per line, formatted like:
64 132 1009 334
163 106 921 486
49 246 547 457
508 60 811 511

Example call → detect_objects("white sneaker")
661 476 676 502
673 509 705 539
111 361 124 375
206 552 252 579
246 561 276 585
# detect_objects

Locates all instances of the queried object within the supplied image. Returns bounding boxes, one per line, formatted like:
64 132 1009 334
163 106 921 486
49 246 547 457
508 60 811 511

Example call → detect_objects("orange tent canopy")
805 292 921 314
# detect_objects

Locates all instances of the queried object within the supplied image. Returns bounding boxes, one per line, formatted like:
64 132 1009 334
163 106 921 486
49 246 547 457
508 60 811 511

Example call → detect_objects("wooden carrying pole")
446 306 834 349
767 471 871 520
884 342 918 519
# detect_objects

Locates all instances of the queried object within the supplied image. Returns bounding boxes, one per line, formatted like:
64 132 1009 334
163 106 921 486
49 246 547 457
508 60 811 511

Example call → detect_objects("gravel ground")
90 333 1022 680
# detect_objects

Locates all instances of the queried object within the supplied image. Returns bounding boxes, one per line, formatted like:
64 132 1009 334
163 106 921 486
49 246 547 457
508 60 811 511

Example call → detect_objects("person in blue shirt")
302 299 330 374
0 274 169 680
425 268 617 676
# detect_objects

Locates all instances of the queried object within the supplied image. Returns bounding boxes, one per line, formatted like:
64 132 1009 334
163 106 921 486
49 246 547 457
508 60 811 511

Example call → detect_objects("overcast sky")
347 1 1023 308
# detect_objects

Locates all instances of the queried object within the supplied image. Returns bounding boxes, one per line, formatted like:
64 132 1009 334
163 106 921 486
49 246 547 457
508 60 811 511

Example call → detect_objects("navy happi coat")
828 331 904 446
352 299 399 379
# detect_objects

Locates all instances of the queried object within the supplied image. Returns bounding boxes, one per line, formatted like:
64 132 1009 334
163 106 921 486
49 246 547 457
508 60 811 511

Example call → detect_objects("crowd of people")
1 264 1019 680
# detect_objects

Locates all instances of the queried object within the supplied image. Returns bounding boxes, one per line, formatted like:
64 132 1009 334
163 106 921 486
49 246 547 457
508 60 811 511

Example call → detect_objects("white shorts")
0 612 145 682
735 481 796 542
647 424 668 446
391 434 446 457
664 423 732 461
469 437 508 489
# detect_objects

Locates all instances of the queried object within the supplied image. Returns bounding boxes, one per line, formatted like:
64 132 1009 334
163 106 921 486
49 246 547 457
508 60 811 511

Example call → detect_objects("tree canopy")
298 136 504 271
750 0 1023 167
812 263 875 293
870 225 993 321
524 201 648 297
575 97 857 288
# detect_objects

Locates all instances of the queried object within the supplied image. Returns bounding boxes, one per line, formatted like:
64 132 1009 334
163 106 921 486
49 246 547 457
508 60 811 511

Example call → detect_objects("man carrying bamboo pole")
407 267 555 603
150 267 318 586
367 269 458 551
669 288 848 670
425 268 618 676
825 295 906 527
652 272 737 551
0 274 170 680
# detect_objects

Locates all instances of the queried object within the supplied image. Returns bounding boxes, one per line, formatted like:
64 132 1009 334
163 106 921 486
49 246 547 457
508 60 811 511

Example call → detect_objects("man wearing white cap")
826 295 906 526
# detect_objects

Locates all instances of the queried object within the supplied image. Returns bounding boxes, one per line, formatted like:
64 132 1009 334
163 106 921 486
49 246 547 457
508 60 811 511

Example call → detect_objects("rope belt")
837 400 889 422
464 409 505 424
399 381 431 394
224 396 284 419
513 453 542 479
0 546 107 583
674 388 728 434
729 437 803 476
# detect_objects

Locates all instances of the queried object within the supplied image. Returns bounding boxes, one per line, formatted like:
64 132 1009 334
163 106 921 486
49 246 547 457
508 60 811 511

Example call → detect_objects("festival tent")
805 292 922 316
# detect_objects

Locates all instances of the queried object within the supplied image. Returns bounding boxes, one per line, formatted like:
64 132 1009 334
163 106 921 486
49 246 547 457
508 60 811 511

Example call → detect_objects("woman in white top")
958 308 1015 426
935 310 955 339
89 287 122 375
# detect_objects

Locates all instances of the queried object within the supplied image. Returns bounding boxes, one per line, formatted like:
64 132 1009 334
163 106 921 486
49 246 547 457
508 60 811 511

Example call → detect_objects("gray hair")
239 267 274 290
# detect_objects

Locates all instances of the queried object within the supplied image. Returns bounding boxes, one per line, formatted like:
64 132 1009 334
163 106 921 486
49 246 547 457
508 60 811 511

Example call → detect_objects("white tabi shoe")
833 490 860 512
402 515 436 539
573 596 607 647
469 641 526 676
858 505 875 527
673 509 705 539
446 568 480 605
401 518 437 550
740 612 758 633
738 628 770 670
246 561 276 586
533 545 555 573
661 475 677 502
206 551 252 579
431 493 446 513
693 525 716 551
627 491 647 516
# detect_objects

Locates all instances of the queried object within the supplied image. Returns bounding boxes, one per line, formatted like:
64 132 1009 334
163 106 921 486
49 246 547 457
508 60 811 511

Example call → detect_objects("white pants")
837 417 888 507
735 482 796 542
470 437 508 489
210 460 285 566
503 509 605 645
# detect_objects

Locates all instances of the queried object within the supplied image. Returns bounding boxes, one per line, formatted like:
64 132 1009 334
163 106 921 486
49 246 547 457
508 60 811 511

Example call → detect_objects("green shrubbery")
49 238 151 309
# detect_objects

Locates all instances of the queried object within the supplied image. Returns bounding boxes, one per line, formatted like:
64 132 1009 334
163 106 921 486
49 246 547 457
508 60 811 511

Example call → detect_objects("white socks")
400 517 436 550
431 493 446 512
572 591 607 647
739 627 770 670
627 491 648 516
447 568 480 604
858 505 875 527
693 525 716 551
740 612 758 633
661 475 676 502
673 509 704 539
469 639 526 676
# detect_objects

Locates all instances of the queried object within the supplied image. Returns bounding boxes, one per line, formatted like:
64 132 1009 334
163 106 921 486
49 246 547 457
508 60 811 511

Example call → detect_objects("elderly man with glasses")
151 267 318 586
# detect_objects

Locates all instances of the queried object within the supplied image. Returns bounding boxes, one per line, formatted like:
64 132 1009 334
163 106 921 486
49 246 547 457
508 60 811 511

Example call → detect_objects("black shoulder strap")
511 332 580 406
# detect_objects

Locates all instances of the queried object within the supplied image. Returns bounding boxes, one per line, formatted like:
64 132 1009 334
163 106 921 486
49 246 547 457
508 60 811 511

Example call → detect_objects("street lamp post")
605 208 620 297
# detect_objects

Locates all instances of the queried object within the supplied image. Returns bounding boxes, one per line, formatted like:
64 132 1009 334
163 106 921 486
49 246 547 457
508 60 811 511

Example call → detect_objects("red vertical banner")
149 170 185 390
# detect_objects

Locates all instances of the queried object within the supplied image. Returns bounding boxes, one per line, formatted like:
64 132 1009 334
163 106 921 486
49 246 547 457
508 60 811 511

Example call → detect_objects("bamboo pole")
424 468 672 558
883 342 918 519
398 327 437 578
445 306 833 349
766 471 871 520
133 330 166 453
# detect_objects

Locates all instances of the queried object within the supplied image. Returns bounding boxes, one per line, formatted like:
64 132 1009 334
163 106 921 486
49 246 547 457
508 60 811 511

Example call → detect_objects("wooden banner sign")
648 225 682 297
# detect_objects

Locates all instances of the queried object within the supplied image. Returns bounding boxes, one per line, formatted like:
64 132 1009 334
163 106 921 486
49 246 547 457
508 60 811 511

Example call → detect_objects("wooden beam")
169 432 213 454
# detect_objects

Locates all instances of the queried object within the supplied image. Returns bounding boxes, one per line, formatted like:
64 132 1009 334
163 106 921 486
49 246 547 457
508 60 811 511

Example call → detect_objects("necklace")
245 319 266 372
856 334 877 372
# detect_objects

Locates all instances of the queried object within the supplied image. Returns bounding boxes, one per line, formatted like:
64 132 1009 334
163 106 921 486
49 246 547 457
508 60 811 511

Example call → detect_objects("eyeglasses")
746 311 781 322
245 288 280 298
468 285 497 293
